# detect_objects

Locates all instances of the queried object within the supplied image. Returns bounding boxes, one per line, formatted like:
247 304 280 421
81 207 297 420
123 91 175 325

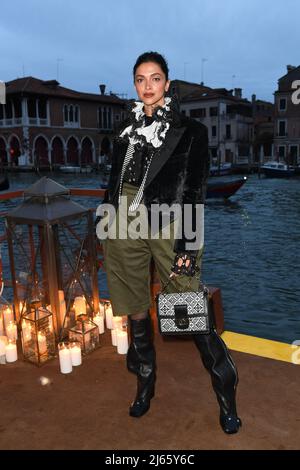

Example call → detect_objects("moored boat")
58 165 93 174
210 162 233 176
261 161 295 178
207 176 247 199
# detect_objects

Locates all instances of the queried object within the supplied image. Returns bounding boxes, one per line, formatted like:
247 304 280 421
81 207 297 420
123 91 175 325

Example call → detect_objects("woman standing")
96 51 241 434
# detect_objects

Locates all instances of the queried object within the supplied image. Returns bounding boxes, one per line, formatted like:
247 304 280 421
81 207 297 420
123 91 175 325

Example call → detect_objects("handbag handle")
158 264 205 295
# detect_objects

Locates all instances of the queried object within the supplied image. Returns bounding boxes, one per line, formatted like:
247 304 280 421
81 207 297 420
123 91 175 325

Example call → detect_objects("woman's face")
134 61 170 108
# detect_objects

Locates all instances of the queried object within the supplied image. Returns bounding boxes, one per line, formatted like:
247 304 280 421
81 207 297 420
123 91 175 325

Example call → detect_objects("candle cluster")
0 305 18 364
104 304 129 355
58 342 82 373
0 297 129 371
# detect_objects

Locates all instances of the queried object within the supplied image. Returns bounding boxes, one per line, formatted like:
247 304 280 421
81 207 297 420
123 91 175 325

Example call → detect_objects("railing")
0 187 106 203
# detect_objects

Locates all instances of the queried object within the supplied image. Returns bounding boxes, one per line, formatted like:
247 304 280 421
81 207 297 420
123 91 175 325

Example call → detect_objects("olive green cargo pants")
101 182 204 316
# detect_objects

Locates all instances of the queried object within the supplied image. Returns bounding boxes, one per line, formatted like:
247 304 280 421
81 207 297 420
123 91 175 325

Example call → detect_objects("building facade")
251 95 274 162
175 84 253 165
0 77 126 169
274 65 300 165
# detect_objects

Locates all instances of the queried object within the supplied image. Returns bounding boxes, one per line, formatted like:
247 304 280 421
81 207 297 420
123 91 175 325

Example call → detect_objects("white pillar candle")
74 296 86 318
0 314 4 336
93 314 105 334
99 303 105 315
0 335 8 355
117 329 129 354
5 340 18 362
21 320 32 342
111 329 118 346
105 305 113 329
3 307 14 328
70 342 82 366
6 321 18 341
113 316 123 330
37 332 47 355
58 344 72 374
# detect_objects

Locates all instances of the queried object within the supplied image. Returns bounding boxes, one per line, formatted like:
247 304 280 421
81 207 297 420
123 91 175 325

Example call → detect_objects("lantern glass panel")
21 305 56 365
68 317 100 354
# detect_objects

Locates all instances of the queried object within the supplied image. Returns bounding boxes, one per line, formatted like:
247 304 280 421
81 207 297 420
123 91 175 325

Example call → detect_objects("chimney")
234 88 242 98
99 84 106 95
252 94 256 103
286 65 296 73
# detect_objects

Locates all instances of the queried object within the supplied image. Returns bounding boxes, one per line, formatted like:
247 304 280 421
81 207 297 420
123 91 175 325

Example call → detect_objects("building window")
108 107 112 129
209 107 218 117
98 106 113 130
190 108 206 118
289 145 298 161
278 120 286 136
64 105 68 122
98 108 103 128
4 101 12 119
38 99 47 119
64 104 80 127
226 124 231 139
103 107 107 129
69 105 74 122
28 99 37 118
14 99 22 118
279 98 286 111
212 125 217 137
278 146 285 158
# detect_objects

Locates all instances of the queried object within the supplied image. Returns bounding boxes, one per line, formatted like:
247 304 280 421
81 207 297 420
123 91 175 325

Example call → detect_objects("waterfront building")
0 77 126 170
274 64 300 165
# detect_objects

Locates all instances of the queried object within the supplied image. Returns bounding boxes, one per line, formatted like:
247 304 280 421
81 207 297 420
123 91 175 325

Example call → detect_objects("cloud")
0 0 299 101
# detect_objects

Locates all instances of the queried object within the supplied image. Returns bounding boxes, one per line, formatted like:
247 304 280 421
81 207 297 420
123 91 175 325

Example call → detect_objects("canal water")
1 171 299 344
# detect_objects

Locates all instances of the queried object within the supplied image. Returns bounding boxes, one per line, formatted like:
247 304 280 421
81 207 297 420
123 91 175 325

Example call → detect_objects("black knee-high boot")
126 314 156 418
193 329 242 434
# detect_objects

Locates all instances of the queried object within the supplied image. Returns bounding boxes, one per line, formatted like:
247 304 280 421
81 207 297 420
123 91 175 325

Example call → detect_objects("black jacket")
97 111 210 255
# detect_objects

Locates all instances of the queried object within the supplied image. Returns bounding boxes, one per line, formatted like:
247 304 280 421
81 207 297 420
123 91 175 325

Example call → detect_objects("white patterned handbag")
155 274 211 335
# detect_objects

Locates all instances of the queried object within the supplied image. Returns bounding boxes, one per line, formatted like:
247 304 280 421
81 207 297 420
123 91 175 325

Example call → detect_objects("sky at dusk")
1 0 299 103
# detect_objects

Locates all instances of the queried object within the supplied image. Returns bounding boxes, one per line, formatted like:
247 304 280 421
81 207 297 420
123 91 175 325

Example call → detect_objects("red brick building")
0 77 126 169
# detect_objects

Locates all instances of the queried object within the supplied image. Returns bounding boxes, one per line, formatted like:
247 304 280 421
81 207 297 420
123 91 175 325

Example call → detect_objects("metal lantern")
68 315 100 354
5 177 99 339
21 301 56 366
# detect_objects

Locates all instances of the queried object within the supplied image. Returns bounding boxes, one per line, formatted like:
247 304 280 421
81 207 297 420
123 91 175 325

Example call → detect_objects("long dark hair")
133 51 169 82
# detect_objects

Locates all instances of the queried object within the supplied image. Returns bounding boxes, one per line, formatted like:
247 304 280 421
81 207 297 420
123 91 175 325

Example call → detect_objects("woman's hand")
169 252 198 278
